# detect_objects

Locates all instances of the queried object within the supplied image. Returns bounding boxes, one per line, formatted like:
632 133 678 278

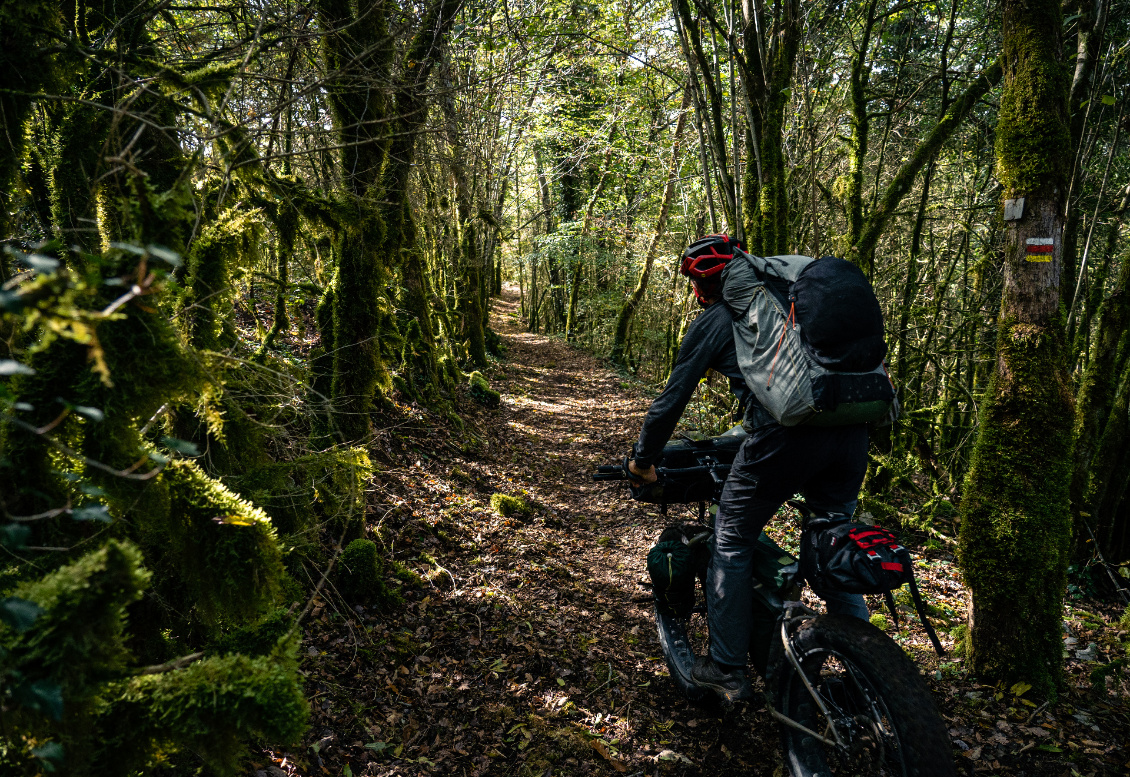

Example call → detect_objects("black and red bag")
800 512 945 655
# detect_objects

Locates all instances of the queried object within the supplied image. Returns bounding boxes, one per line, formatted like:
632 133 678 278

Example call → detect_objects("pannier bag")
800 513 944 655
646 524 711 617
722 253 897 427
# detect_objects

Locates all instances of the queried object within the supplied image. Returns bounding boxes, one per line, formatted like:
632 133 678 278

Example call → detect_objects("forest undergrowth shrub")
0 244 309 774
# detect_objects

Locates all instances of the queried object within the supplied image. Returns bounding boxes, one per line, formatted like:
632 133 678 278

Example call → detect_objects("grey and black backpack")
722 253 897 427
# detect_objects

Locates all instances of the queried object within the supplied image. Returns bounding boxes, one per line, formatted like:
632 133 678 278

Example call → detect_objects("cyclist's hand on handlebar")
627 459 657 485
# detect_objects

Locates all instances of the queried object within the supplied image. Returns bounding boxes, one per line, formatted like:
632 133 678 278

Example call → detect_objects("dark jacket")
632 301 758 468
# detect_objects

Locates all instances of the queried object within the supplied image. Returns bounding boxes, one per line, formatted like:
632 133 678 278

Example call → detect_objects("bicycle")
595 428 957 777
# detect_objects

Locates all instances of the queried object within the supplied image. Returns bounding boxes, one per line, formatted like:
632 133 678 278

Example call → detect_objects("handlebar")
592 463 730 483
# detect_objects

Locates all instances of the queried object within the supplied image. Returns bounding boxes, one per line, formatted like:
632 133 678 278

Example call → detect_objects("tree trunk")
1071 225 1130 556
611 90 690 365
958 0 1073 695
565 124 617 342
318 0 393 441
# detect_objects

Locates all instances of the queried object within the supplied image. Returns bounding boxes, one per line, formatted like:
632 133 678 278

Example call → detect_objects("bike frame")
596 433 881 754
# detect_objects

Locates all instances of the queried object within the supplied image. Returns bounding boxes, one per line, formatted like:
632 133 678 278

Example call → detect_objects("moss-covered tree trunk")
0 1 60 246
672 0 736 233
565 124 616 342
1071 239 1130 556
742 0 799 256
957 0 1073 695
843 0 879 268
317 0 392 442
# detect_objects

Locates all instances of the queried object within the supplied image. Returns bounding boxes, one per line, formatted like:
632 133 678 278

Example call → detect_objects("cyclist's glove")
623 451 659 500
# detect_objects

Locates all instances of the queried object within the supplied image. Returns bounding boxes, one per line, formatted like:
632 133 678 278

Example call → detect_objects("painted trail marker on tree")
1026 238 1054 262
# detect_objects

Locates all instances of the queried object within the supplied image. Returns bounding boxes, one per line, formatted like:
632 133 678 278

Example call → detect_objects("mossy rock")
490 492 531 518
388 559 422 590
485 328 506 357
335 539 400 607
468 371 500 409
869 612 890 631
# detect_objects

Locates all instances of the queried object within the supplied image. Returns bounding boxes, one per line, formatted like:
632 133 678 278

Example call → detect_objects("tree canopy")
2 0 1129 771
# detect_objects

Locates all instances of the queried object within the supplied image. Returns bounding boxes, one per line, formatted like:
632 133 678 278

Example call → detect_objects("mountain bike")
595 429 956 777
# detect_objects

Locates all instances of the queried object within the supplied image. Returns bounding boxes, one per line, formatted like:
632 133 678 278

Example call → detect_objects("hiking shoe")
691 656 753 702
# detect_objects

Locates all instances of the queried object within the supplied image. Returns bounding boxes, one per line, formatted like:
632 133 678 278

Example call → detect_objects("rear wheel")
777 615 955 777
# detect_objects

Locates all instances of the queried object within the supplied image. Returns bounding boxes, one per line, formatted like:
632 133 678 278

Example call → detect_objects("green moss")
490 492 531 518
207 607 295 658
468 371 500 409
958 321 1073 695
389 559 423 589
994 0 1070 196
185 209 262 350
98 644 308 776
5 540 149 700
330 225 392 442
335 539 396 605
869 613 889 631
155 460 285 626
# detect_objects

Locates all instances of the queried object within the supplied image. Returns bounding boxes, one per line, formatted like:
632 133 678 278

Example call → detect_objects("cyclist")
628 235 869 703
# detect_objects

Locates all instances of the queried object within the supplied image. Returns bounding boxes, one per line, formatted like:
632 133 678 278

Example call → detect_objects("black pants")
706 423 870 667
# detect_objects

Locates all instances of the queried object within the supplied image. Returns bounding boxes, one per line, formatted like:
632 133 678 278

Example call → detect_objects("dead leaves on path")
272 291 1130 777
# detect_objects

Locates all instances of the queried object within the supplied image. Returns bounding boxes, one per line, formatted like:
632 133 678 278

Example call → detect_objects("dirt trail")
291 287 781 776
450 287 783 774
289 287 1128 777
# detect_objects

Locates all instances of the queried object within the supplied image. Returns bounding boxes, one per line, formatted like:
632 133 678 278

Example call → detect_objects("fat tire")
778 614 955 777
654 605 709 702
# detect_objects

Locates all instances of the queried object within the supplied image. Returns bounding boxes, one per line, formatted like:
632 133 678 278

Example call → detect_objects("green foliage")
468 371 500 409
99 644 308 776
869 612 889 631
490 492 531 518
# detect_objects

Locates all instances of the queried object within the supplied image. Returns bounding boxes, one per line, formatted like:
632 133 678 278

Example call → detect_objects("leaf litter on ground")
258 287 1130 777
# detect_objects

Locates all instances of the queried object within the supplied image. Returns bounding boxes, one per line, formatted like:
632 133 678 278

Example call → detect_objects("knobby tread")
781 614 956 777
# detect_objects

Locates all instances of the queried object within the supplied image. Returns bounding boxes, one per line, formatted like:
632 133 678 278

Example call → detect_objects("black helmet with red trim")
680 234 744 305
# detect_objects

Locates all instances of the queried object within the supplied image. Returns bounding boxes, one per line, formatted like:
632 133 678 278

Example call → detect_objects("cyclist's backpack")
800 513 945 655
646 524 711 617
721 253 897 427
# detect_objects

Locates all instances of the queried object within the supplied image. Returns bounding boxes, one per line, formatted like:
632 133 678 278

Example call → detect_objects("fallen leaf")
591 739 627 772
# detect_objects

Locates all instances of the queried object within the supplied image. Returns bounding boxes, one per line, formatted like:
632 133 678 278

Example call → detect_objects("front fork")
763 603 844 748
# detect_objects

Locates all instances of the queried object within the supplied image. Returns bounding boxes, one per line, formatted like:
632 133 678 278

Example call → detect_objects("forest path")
437 286 784 774
293 288 1126 777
